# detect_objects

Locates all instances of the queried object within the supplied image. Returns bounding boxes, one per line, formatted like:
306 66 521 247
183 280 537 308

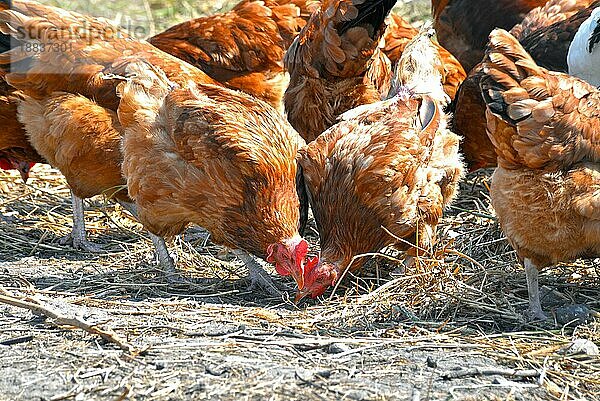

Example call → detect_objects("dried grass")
1 164 599 400
0 2 598 399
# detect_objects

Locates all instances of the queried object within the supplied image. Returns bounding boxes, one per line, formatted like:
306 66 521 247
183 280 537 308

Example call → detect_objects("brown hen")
432 0 548 73
0 0 314 293
480 29 600 320
284 0 465 143
284 0 397 143
453 0 595 171
296 27 464 301
149 0 319 111
0 0 41 181
0 79 42 181
0 0 217 253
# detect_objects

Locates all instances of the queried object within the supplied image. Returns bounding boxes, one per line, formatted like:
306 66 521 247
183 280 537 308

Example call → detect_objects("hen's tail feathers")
336 0 397 35
479 29 544 125
480 28 600 169
389 23 448 105
285 0 396 77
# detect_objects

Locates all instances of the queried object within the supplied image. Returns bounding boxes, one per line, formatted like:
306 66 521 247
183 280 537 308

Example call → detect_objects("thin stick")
441 367 540 380
0 292 138 354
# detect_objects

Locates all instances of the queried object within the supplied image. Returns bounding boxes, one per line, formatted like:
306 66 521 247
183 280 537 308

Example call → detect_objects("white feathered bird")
567 6 600 86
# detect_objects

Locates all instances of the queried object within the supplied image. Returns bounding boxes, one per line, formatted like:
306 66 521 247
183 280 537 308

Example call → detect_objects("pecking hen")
480 28 600 320
0 0 315 293
296 26 464 301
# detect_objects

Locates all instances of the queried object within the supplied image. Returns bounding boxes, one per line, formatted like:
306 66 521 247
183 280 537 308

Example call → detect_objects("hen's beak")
17 161 31 183
294 288 310 304
291 268 304 291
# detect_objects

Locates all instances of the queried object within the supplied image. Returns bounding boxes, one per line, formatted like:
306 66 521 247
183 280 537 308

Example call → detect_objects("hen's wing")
480 28 600 171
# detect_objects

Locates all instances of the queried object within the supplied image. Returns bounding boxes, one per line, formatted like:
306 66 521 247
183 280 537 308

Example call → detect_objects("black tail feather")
338 0 397 37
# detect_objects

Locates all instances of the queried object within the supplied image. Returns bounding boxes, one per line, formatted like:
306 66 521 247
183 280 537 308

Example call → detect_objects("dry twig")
0 290 139 354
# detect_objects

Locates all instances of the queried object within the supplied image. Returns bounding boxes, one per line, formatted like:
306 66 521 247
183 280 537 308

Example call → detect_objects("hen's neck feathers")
387 25 448 106
568 7 600 87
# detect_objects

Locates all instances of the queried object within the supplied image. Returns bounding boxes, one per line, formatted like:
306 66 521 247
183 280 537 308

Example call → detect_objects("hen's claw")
58 233 104 253
526 306 548 322
60 193 104 253
233 249 284 297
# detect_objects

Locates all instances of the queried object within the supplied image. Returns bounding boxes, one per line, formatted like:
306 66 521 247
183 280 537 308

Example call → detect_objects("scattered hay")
1 163 599 400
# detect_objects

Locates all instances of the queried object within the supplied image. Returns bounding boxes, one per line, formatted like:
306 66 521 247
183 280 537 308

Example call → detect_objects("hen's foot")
233 250 283 297
149 233 188 284
526 306 548 322
59 232 104 253
60 193 103 252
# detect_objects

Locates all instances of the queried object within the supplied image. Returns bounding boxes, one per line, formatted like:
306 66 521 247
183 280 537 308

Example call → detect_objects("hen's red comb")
304 256 319 274
294 238 309 261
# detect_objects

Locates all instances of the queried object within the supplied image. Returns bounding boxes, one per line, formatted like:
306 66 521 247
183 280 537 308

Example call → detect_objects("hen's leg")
148 232 182 282
525 258 547 321
59 193 104 252
232 249 282 297
117 201 182 283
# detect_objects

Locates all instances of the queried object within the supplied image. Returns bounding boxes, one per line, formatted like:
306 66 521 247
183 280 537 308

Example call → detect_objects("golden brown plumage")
0 0 314 287
433 0 547 72
284 0 396 143
0 0 42 180
0 0 217 202
296 28 464 300
480 28 600 320
117 65 304 259
149 0 319 110
453 0 594 171
284 1 465 143
383 13 466 101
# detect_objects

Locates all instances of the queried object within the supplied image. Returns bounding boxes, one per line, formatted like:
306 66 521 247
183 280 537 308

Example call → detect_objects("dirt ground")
1 166 599 401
